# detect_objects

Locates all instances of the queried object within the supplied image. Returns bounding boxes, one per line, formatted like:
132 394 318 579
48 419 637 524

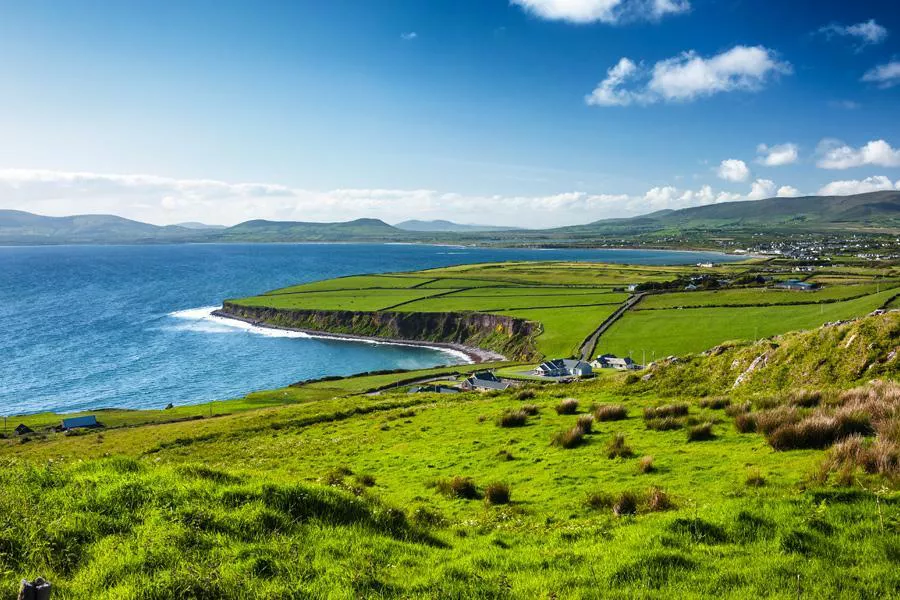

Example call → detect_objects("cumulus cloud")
776 186 801 197
510 0 689 24
717 159 751 182
586 45 791 106
816 139 900 169
400 32 418 40
756 143 799 166
818 19 888 49
862 61 900 88
818 176 900 196
748 179 776 200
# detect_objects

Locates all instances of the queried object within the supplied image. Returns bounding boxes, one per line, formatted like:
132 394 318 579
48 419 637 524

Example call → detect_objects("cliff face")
219 302 541 360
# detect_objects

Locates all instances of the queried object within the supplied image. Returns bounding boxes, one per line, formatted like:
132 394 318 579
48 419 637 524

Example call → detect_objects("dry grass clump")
824 435 899 480
497 409 529 428
645 417 683 431
725 402 751 417
768 410 873 451
594 404 628 421
644 403 689 419
484 482 511 505
606 434 634 459
521 404 540 416
687 422 715 442
355 473 376 487
699 397 731 410
788 389 823 408
638 456 655 474
576 414 594 434
435 476 480 500
515 389 536 401
496 449 515 461
551 427 585 449
586 487 673 516
745 469 766 487
555 398 579 415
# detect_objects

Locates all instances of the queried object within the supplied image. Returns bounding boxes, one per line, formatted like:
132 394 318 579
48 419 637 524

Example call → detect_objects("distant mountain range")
2 191 898 246
394 219 521 233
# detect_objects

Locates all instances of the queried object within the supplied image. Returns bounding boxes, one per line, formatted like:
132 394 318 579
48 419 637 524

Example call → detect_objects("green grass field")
637 282 898 310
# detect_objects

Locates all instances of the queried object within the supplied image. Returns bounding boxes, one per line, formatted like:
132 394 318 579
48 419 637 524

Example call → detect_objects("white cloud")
816 139 900 169
818 176 900 196
586 46 791 106
717 159 751 182
862 61 900 88
510 0 689 24
748 179 776 200
400 32 418 40
756 143 799 166
828 99 861 110
776 185 801 197
818 19 888 48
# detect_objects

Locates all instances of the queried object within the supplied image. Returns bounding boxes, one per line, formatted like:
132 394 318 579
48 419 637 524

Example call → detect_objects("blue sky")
0 0 898 227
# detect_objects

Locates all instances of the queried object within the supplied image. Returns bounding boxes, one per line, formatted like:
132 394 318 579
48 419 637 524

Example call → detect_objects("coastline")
211 308 507 364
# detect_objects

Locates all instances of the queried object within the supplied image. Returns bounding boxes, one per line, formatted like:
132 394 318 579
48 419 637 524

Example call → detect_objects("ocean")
0 243 742 414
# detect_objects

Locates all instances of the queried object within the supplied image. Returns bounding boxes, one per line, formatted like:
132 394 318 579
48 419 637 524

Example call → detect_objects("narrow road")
579 293 645 361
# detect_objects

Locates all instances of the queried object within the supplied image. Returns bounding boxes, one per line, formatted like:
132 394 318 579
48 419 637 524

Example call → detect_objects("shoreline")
211 309 507 364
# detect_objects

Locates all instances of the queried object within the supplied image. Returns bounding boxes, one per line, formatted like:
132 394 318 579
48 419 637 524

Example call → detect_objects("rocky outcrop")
218 302 541 361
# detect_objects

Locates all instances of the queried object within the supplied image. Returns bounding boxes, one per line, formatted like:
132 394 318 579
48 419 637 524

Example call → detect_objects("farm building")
461 372 510 391
60 415 100 430
14 424 33 436
592 354 640 370
408 385 460 394
774 279 817 291
533 359 593 378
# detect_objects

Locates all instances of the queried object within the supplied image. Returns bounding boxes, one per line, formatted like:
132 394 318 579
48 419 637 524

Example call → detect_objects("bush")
638 455 655 474
555 398 579 415
484 482 511 505
515 389 536 401
435 477 480 500
576 414 594 434
497 409 528 428
644 404 689 419
687 422 715 442
606 434 633 459
521 404 540 416
613 491 638 516
645 417 683 431
699 397 730 410
551 427 585 449
594 404 628 421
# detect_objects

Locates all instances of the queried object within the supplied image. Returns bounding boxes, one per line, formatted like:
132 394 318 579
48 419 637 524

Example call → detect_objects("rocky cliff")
218 302 541 361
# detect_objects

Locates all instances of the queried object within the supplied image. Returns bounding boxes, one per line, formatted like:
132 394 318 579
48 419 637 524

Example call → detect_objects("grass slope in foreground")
1 312 898 598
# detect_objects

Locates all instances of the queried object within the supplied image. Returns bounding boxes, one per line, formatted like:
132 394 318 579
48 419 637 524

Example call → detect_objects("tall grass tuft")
576 414 594 434
687 422 715 442
645 417 683 431
594 404 628 421
435 476 480 500
551 427 585 449
644 404 689 420
484 482 511 506
497 409 529 428
606 434 634 459
638 455 655 474
555 398 579 415
699 397 731 410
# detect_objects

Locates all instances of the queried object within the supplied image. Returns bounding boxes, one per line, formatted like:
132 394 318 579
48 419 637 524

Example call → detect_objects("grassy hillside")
2 312 898 598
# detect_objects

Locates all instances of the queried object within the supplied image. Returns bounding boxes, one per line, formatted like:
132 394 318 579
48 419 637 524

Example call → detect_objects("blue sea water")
0 244 742 415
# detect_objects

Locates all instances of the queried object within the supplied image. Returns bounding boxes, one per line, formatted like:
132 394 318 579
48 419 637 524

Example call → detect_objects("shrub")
521 404 540 416
789 389 823 408
606 434 633 459
551 427 585 449
497 410 528 428
555 398 579 415
594 404 628 421
687 422 715 442
613 491 638 516
644 404 689 419
699 397 730 410
745 469 766 487
515 389 536 401
435 477 480 500
645 417 683 431
484 482 511 506
646 487 672 512
576 414 594 434
638 456 655 474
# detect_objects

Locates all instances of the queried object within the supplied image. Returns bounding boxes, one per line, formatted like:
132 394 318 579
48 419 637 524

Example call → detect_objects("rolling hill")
394 219 520 232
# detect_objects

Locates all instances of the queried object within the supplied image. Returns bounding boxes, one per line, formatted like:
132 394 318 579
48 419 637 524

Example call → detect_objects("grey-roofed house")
592 354 640 371
533 359 593 378
774 279 817 291
461 371 510 391
408 385 460 394
61 415 100 430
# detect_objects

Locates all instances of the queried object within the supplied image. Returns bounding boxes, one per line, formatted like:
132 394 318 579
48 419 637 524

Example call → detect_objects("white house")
533 359 593 378
592 354 641 371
